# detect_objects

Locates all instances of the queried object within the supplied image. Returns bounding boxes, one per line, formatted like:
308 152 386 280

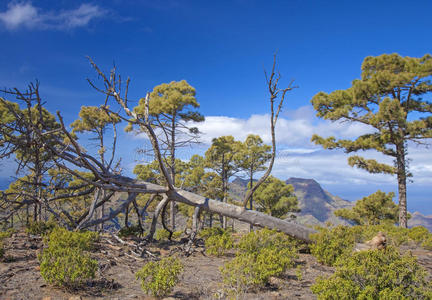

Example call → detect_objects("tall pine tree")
311 54 432 228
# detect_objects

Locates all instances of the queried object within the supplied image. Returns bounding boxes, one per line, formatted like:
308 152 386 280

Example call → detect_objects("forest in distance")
1 53 432 299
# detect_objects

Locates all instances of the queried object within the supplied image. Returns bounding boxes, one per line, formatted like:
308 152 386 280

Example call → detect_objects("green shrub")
199 227 226 239
237 228 298 255
39 228 98 288
44 227 98 251
39 246 98 287
118 225 144 238
135 257 183 298
155 229 182 241
26 220 57 235
205 232 233 256
421 236 432 250
311 246 432 299
408 226 431 243
220 229 297 295
0 228 15 240
310 225 356 266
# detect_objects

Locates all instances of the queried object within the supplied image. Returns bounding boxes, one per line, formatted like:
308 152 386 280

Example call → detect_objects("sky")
0 0 431 214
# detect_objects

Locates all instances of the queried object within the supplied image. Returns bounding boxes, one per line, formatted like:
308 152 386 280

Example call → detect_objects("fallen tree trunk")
85 176 316 242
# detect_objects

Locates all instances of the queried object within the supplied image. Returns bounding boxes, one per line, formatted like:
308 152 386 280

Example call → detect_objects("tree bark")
396 142 408 228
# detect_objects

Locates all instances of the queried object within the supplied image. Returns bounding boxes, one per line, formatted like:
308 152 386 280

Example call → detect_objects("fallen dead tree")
0 55 316 243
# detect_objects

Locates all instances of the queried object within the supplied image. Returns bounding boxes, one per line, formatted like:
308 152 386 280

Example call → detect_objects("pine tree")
311 53 432 228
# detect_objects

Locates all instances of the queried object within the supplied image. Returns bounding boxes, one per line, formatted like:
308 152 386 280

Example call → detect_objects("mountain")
285 177 353 226
230 177 353 226
408 212 432 232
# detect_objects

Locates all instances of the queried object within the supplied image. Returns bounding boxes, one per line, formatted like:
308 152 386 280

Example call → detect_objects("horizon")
0 0 431 215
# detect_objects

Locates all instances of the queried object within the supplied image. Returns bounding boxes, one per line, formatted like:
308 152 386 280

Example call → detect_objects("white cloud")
0 2 106 30
193 105 373 147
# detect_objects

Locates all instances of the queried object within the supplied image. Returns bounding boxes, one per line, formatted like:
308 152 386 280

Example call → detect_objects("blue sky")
0 0 431 214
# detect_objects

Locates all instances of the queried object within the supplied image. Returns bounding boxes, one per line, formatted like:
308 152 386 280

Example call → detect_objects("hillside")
409 212 432 232
230 177 353 227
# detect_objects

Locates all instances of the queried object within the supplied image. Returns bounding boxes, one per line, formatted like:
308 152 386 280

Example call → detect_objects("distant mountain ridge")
230 177 432 231
285 177 353 226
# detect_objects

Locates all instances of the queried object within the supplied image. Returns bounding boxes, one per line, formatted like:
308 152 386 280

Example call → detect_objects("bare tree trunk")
147 195 170 240
124 202 130 228
396 142 408 228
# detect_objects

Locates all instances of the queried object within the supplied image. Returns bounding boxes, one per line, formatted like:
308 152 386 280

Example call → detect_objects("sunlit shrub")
311 246 432 299
205 232 233 256
26 220 57 235
39 228 98 288
135 257 183 298
155 229 182 241
310 225 355 266
220 228 297 295
118 225 144 238
408 226 431 243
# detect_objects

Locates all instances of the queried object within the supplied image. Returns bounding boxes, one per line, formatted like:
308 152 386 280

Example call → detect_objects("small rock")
34 265 40 271
68 296 82 300
42 297 51 300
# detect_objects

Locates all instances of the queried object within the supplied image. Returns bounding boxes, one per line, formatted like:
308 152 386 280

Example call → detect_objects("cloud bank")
0 2 105 30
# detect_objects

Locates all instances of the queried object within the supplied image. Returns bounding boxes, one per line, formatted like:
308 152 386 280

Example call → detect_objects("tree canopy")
311 53 432 228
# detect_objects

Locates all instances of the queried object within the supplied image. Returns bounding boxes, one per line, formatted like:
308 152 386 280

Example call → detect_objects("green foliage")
421 236 432 250
0 228 14 240
311 53 432 227
26 220 57 235
334 190 398 225
220 229 297 295
44 227 99 250
118 225 144 238
253 176 299 218
199 227 226 239
310 225 356 266
311 246 432 300
155 229 181 241
135 257 184 298
0 241 4 258
39 247 98 288
204 230 233 257
407 226 431 243
39 228 98 288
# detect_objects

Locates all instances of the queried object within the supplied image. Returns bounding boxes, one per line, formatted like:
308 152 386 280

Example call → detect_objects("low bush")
0 228 15 240
205 232 233 256
310 225 355 266
220 228 297 295
135 257 183 298
39 228 98 288
155 229 182 241
408 226 431 243
421 236 432 250
44 227 99 251
311 246 432 299
199 227 226 240
26 220 57 235
118 225 144 238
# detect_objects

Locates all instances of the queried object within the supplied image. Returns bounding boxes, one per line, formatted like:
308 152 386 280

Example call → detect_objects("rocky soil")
1 230 431 300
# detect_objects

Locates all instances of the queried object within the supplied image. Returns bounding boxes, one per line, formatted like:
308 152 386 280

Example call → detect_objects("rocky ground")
0 230 431 300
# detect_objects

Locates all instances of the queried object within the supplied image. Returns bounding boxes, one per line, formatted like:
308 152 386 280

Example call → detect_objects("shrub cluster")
39 227 98 288
118 225 144 238
220 228 297 295
310 224 432 266
311 246 432 299
201 227 233 257
155 228 182 241
26 220 57 235
135 257 183 298
310 225 355 266
0 228 14 259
